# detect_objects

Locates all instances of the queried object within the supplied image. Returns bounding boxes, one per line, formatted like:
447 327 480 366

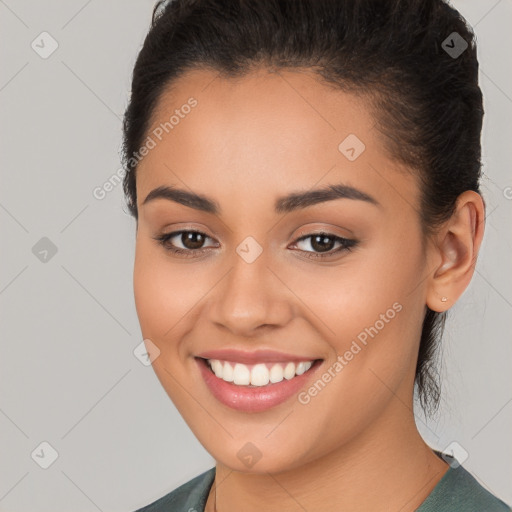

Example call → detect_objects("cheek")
283 229 423 340
284 261 424 454
133 236 199 343
132 238 203 405
289 227 425 390
133 242 165 338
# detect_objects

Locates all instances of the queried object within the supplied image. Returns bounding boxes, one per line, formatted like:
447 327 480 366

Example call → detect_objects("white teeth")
284 362 296 380
295 362 309 375
211 359 223 378
250 364 270 386
233 363 250 385
206 359 315 386
269 364 284 383
222 361 234 382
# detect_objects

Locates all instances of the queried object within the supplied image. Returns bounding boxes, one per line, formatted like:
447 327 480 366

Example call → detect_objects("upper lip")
196 349 321 365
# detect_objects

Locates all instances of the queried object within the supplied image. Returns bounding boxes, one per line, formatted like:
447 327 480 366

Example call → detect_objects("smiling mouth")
198 357 323 387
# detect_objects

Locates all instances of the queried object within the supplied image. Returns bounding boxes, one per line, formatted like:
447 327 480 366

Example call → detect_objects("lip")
195 356 323 413
196 348 319 365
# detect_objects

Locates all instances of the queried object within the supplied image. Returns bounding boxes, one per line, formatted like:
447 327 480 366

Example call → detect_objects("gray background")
0 1 510 510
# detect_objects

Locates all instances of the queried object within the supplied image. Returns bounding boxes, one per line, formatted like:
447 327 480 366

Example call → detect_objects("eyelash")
153 229 357 260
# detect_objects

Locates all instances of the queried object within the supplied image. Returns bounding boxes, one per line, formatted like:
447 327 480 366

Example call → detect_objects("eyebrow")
142 183 380 215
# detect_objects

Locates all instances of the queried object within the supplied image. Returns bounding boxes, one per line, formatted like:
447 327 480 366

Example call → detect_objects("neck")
208 399 449 512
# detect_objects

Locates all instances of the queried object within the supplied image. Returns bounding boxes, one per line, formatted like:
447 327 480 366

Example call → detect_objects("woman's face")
133 68 433 473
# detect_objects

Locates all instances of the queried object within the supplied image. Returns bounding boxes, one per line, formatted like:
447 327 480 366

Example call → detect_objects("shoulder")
133 467 216 512
418 462 511 512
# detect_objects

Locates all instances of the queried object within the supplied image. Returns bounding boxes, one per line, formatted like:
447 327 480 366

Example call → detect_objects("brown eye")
153 230 218 257
178 231 207 250
292 232 357 259
309 234 336 252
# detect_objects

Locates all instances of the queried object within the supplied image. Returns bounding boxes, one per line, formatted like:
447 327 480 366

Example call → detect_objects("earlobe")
426 190 485 313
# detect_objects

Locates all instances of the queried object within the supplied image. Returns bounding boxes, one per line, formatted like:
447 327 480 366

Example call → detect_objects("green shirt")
134 454 511 511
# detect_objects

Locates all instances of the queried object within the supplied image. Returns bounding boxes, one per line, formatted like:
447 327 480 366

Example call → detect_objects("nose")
207 248 294 337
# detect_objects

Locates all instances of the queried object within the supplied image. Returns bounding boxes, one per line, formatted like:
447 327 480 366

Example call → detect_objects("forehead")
136 67 417 214
148 67 375 151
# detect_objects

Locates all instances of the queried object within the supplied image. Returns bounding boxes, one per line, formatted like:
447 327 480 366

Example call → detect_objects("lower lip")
195 357 323 413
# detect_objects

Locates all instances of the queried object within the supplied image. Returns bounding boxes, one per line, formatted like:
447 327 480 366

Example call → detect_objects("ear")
425 190 485 313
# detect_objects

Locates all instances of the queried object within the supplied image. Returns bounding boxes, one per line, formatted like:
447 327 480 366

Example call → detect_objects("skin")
132 68 485 511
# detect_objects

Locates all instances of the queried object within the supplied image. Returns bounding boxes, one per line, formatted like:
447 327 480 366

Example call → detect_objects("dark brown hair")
121 0 484 414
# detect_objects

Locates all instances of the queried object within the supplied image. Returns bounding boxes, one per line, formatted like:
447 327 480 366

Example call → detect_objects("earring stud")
441 296 448 302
